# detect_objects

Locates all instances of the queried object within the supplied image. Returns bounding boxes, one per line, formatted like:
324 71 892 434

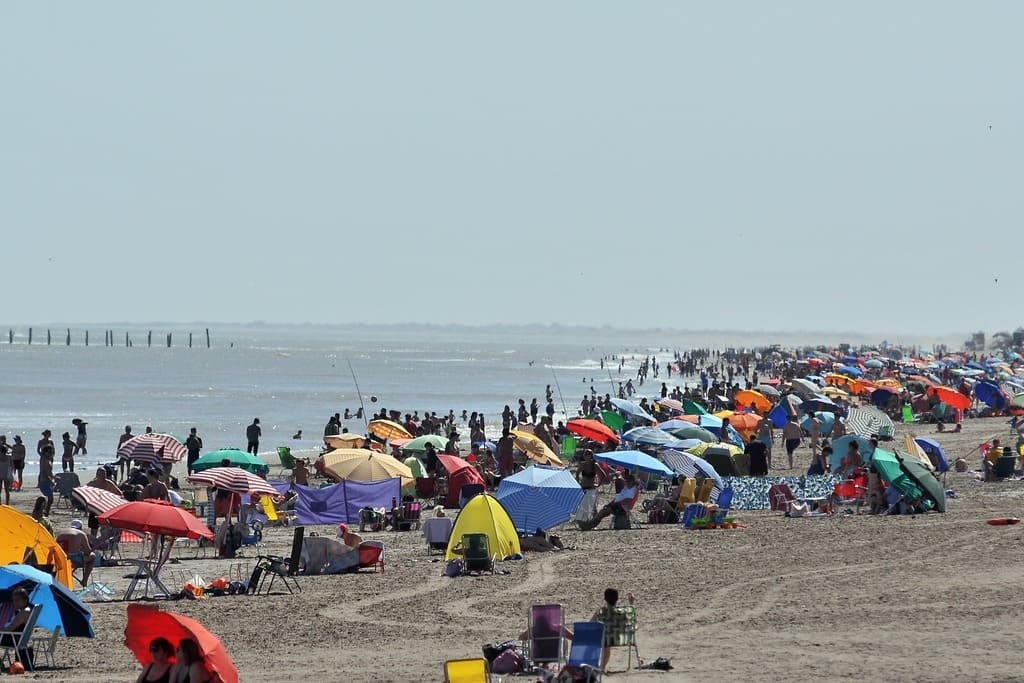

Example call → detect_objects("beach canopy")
496 465 583 533
0 506 72 589
594 449 672 476
445 493 521 561
191 449 269 476
125 604 238 683
0 564 94 638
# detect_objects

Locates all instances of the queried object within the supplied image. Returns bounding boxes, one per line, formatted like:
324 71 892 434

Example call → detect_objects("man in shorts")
781 415 803 470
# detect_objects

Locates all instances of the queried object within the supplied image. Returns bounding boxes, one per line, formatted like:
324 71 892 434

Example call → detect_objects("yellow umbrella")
366 419 412 440
685 441 743 457
713 410 735 419
902 435 935 471
322 448 414 486
821 386 850 399
324 433 368 449
509 430 564 467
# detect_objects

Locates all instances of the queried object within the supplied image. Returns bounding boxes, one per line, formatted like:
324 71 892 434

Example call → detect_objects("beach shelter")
914 438 950 472
496 465 583 532
894 451 947 512
0 506 73 589
436 454 487 508
191 449 269 476
445 493 521 561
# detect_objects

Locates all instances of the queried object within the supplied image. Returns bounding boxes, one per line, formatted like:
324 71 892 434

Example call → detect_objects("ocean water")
0 322 874 477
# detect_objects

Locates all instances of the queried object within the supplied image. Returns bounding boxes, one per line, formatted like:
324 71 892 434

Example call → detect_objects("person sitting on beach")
56 519 95 585
0 588 33 663
337 524 362 550
171 638 210 683
843 441 863 476
136 637 174 683
808 445 830 476
292 458 310 486
31 495 54 535
591 588 637 673
578 472 640 531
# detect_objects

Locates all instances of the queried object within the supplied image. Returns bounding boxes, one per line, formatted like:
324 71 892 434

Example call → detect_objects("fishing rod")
346 357 369 430
550 367 569 421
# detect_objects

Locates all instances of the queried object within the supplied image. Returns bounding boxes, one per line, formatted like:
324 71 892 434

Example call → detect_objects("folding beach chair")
768 483 796 511
443 657 490 682
54 472 82 510
0 603 42 671
249 526 304 595
523 603 566 670
602 605 640 671
564 621 604 682
357 541 385 573
461 533 493 574
396 501 421 531
674 478 697 510
422 516 454 554
277 446 295 476
696 478 714 504
31 625 60 669
715 486 734 512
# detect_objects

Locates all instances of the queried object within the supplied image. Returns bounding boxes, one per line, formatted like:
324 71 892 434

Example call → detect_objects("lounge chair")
715 486 734 512
696 478 714 504
249 526 304 595
0 603 42 671
601 605 640 671
565 621 604 682
674 478 697 510
443 657 490 682
461 533 493 575
523 603 566 670
422 516 454 554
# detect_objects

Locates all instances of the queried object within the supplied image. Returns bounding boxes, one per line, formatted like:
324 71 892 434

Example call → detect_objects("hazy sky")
2 3 1020 335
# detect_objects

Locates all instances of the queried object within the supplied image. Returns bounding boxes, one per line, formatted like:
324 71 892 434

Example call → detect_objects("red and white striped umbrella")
71 486 127 515
186 467 281 500
117 433 187 464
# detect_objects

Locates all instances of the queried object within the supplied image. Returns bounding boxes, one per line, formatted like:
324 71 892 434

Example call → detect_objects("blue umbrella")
595 450 673 476
662 438 703 451
838 365 863 377
830 435 873 471
655 419 695 432
609 398 655 423
801 411 835 436
495 465 583 532
0 564 94 638
660 449 724 488
975 381 1008 410
914 438 950 473
706 424 745 448
621 427 675 446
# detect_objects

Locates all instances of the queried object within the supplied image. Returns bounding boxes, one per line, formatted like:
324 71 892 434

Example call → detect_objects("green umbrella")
682 398 708 415
870 448 922 504
599 410 626 432
672 426 716 443
401 435 448 453
191 449 269 476
895 450 947 512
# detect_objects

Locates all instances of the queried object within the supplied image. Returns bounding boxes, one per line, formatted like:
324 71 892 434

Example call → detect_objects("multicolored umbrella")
116 433 186 464
186 467 282 499
125 604 238 683
71 486 126 515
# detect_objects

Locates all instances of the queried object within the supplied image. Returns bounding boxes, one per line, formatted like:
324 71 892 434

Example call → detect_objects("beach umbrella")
656 419 695 432
71 486 126 515
321 448 414 485
820 385 850 400
324 433 368 449
401 434 448 453
98 500 214 541
734 390 772 413
845 406 894 439
186 467 282 499
789 378 820 398
116 433 186 465
0 564 94 638
837 365 864 378
724 412 763 433
609 398 656 423
598 410 627 432
685 441 743 458
974 381 1008 410
663 438 703 451
0 506 73 589
870 448 923 502
621 427 676 447
366 419 413 440
870 387 899 409
654 397 683 413
660 449 723 488
495 465 583 532
565 419 619 444
926 386 971 411
670 426 716 443
594 450 672 476
801 412 835 436
914 437 950 472
757 384 781 398
829 435 873 471
700 445 749 477
802 395 841 414
402 456 426 479
865 359 885 369
125 603 238 683
1013 393 1024 409
510 430 564 466
893 450 946 512
679 414 723 429
191 449 269 476
681 398 708 415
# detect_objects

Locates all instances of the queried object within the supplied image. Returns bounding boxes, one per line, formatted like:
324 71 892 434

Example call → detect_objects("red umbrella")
186 468 282 500
125 603 238 683
117 433 187 464
565 419 619 444
71 486 126 515
928 385 971 410
97 500 213 541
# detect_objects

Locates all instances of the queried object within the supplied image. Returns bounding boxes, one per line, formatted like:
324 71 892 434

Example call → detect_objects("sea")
0 322 908 478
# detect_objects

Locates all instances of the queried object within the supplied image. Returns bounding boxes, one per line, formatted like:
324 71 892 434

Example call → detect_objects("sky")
2 2 1021 336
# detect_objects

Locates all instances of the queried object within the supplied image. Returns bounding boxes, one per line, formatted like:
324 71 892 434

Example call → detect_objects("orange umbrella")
125 604 238 683
824 374 866 395
725 412 763 432
928 385 971 410
366 419 412 440
734 390 772 413
565 419 619 444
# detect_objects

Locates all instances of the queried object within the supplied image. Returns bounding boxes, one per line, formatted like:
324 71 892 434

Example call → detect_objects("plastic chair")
696 478 714 503
54 472 82 510
276 447 295 475
0 603 42 671
461 533 492 574
561 436 577 460
444 657 490 683
680 503 706 528
524 603 566 669
566 621 604 682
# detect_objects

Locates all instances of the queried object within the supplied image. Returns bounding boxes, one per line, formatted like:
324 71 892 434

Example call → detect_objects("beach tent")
496 465 583 533
0 506 73 589
445 493 521 561
436 454 487 508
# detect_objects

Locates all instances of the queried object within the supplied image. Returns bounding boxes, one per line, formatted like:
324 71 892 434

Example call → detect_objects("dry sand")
13 416 1024 683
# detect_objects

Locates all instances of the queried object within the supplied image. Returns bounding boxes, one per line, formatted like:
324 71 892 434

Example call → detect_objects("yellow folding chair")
675 477 697 510
444 657 490 682
696 478 714 503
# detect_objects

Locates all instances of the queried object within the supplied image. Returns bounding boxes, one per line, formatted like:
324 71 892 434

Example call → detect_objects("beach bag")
482 640 517 664
443 559 464 577
491 648 523 674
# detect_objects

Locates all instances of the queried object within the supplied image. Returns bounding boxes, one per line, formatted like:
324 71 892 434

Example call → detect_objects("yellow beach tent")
445 493 521 561
0 506 73 588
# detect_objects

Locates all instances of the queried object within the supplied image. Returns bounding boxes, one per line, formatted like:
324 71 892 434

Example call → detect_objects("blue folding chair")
566 621 604 682
715 486 734 512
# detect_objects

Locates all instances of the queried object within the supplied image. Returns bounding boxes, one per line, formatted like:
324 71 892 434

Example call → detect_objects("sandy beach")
4 414 1021 683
